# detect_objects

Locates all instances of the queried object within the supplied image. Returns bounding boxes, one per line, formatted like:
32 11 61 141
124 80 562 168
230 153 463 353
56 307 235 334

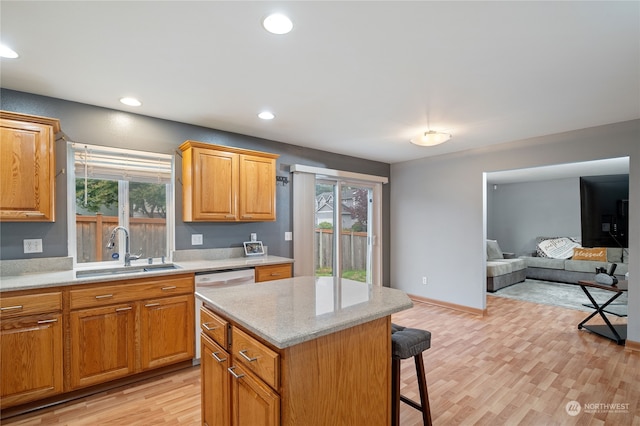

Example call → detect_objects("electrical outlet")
191 234 203 245
422 276 427 285
250 233 257 242
24 239 43 253
285 232 292 241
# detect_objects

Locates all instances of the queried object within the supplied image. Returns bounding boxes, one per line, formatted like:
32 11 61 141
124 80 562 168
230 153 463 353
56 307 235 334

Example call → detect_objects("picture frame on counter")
244 241 265 256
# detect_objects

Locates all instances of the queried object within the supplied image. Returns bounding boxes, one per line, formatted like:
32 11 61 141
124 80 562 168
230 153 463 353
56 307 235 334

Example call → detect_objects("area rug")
492 279 628 316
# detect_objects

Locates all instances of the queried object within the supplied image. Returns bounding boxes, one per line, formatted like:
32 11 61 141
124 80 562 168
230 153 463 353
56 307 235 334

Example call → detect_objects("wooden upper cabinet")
180 141 278 222
239 154 276 221
0 111 60 222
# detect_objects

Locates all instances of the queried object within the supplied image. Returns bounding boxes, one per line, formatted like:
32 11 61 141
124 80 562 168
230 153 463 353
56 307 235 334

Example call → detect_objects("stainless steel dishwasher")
194 268 256 362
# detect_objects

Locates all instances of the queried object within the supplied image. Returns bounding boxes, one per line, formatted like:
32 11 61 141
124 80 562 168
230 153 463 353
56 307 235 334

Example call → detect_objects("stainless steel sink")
75 263 181 278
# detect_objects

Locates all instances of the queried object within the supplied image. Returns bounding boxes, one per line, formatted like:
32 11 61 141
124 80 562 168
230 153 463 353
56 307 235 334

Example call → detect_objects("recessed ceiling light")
0 44 19 59
120 97 142 107
262 13 293 34
258 111 275 120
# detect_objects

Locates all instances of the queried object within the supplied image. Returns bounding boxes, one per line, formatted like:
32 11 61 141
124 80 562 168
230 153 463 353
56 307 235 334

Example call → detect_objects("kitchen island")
196 276 413 426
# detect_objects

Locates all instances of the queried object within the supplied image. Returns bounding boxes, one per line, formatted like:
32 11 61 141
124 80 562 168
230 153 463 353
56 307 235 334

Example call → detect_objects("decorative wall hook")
276 176 289 186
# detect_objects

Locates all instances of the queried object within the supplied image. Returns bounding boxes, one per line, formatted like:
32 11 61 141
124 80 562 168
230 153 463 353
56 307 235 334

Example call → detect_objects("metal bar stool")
391 323 432 426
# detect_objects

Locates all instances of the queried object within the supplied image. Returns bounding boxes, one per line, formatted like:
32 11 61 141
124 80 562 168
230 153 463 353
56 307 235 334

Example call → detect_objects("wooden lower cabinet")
0 313 63 408
254 263 292 283
141 294 194 370
1 274 196 413
230 364 279 426
69 275 195 390
201 335 230 426
201 332 279 426
200 304 389 426
70 303 136 389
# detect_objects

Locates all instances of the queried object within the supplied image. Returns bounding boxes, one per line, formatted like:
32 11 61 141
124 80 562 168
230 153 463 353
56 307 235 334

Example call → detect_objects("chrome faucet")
106 226 142 266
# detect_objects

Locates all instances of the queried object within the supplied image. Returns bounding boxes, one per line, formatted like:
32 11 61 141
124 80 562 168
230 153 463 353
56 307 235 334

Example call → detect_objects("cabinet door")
0 118 55 222
230 364 280 426
239 154 276 221
0 313 63 408
191 148 238 221
70 303 136 389
140 295 194 370
202 335 231 426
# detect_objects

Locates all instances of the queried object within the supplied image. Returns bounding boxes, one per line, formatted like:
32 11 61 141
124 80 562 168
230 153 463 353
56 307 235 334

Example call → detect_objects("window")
68 143 174 266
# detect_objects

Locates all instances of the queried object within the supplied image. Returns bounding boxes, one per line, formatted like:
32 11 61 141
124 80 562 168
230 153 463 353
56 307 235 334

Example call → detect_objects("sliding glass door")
315 179 373 283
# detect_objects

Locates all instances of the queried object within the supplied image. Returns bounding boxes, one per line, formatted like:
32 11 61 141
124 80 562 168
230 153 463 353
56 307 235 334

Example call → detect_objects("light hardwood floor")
3 295 638 425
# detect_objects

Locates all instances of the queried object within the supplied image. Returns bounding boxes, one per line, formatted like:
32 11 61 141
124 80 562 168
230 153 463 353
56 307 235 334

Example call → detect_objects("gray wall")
390 119 639 343
0 89 391 284
487 178 581 256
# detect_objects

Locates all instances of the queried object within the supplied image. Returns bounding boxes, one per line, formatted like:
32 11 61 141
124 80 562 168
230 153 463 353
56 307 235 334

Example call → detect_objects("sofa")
486 240 526 292
519 246 628 284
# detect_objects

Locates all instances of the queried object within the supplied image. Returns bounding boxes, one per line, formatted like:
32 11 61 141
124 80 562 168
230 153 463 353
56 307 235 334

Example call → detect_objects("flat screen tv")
580 174 629 248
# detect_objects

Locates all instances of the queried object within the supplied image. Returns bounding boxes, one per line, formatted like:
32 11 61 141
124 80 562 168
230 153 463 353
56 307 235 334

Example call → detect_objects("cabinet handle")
161 286 177 291
270 273 281 276
95 294 113 299
202 323 218 331
37 318 58 324
25 212 46 216
212 352 227 362
228 366 244 379
144 303 160 308
116 306 133 312
238 350 258 362
225 215 235 219
1 305 23 312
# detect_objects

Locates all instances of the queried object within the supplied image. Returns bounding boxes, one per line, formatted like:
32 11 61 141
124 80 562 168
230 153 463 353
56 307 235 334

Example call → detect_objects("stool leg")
414 354 432 426
391 357 400 426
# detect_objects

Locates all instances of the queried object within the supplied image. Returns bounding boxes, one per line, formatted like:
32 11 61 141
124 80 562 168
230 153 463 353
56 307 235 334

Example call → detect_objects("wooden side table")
577 280 628 345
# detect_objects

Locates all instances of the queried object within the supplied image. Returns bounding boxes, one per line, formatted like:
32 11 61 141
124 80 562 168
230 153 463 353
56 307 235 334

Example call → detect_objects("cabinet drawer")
0 292 62 318
255 264 292 282
232 327 279 390
70 274 193 309
200 307 229 349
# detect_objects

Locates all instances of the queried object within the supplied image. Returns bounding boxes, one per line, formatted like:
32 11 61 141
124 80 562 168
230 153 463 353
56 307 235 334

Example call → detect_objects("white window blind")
72 143 172 184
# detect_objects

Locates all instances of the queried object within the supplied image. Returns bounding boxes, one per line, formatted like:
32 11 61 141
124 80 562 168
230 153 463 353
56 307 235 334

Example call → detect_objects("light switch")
285 232 293 241
191 234 203 245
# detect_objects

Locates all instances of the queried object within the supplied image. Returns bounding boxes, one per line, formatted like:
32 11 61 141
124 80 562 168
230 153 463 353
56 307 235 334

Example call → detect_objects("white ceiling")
1 1 638 164
487 157 630 184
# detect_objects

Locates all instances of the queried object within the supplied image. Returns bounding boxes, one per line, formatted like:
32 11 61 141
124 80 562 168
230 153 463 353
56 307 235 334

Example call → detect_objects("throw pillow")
573 247 607 262
486 240 504 260
537 237 581 259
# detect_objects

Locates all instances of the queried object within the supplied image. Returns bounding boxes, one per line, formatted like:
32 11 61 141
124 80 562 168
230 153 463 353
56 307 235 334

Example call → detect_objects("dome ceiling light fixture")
410 130 451 147
262 13 293 34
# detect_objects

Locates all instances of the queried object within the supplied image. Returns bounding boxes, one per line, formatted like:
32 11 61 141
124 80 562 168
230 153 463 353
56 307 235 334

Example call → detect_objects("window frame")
67 142 175 268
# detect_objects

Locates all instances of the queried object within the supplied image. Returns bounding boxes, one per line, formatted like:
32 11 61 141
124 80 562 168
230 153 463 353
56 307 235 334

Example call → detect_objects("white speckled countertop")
196 276 413 349
0 255 293 292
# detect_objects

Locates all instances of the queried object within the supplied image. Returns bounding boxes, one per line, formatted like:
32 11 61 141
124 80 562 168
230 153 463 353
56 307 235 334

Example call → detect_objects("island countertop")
195 276 413 349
